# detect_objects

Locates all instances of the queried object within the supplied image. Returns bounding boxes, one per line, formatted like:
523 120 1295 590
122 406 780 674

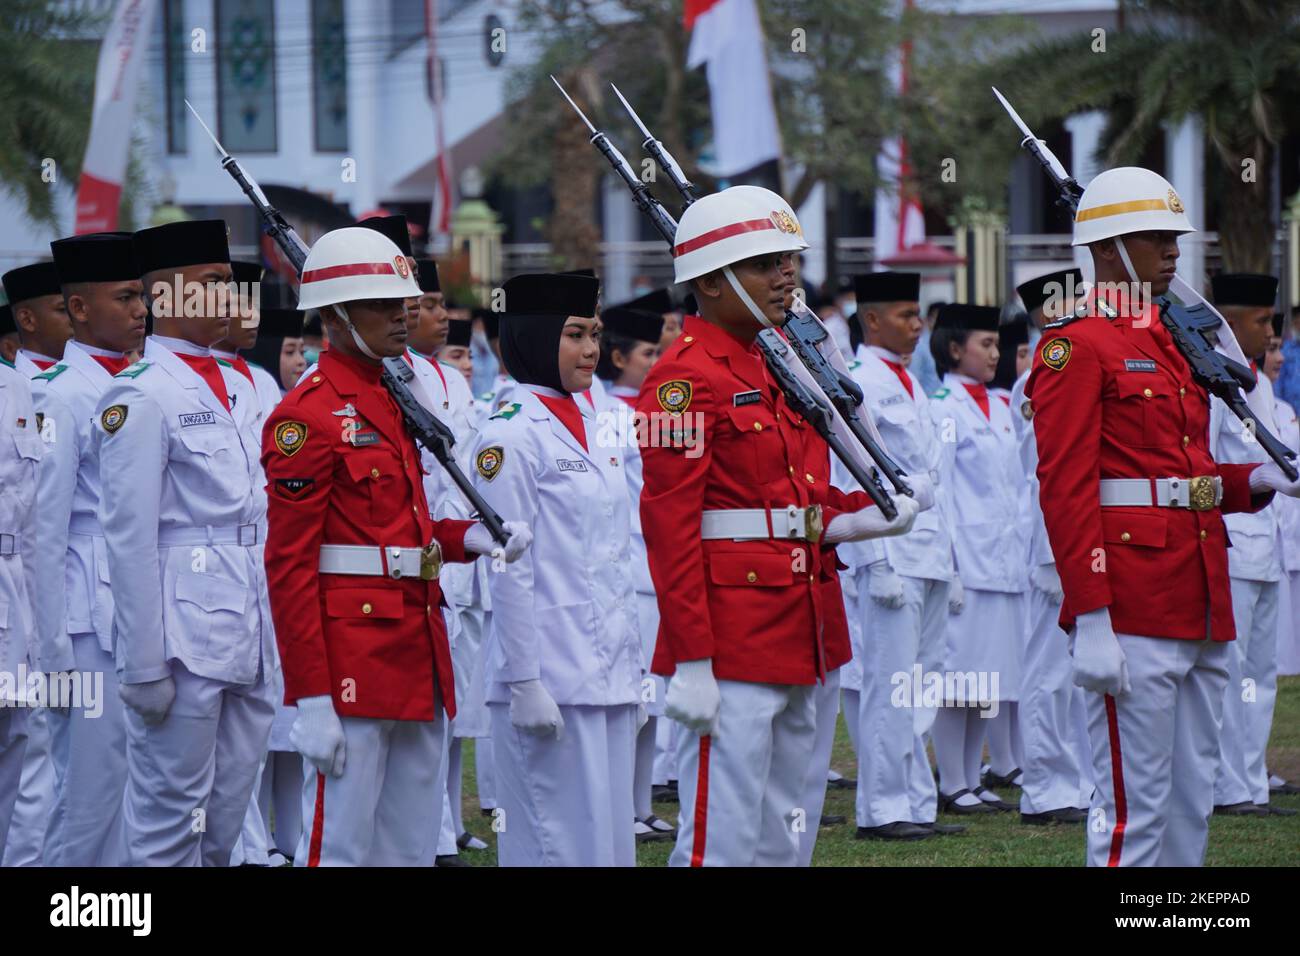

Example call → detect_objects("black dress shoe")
1259 803 1298 816
1214 802 1267 816
856 821 934 841
652 782 680 803
435 854 469 867
1270 780 1300 795
971 786 1015 812
820 813 847 827
939 789 997 815
917 821 966 835
827 776 857 790
1021 807 1088 825
480 807 498 818
982 767 1023 789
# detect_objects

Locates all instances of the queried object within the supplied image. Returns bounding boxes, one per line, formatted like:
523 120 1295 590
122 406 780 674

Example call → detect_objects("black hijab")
498 272 600 393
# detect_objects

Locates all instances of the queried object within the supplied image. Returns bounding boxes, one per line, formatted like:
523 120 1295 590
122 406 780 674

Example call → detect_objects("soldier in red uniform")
261 226 529 866
1027 167 1300 866
640 187 916 867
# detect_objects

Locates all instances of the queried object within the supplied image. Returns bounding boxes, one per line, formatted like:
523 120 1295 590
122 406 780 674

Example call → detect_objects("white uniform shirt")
29 342 126 668
1010 367 1055 570
472 386 641 707
214 348 282 419
13 350 56 379
928 372 1025 593
1210 377 1282 582
0 362 40 697
1273 396 1300 574
93 336 271 686
596 383 654 594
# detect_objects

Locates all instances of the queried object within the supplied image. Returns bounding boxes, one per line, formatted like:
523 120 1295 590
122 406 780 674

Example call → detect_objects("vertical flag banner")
685 0 782 178
874 0 925 261
425 0 454 248
75 0 160 234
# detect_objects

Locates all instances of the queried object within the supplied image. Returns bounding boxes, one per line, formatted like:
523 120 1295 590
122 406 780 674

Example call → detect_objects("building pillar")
1165 114 1206 293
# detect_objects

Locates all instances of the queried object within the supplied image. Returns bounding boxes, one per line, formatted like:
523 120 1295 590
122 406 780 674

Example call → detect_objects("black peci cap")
600 306 664 345
502 272 599 318
413 258 440 294
1211 273 1278 308
50 232 140 284
1017 268 1083 315
854 271 920 304
3 262 63 305
445 318 472 348
357 215 414 258
935 303 1000 332
133 219 231 275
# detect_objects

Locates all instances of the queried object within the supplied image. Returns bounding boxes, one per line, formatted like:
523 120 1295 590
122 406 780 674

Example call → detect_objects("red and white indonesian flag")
685 0 781 178
74 0 159 234
874 0 923 260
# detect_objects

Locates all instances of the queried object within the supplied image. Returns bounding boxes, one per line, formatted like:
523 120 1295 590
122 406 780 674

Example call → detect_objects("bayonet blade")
610 83 652 141
185 99 229 158
550 75 597 135
991 87 1034 142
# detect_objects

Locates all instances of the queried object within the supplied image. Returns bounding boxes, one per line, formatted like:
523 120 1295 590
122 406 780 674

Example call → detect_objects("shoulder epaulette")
115 361 152 379
34 363 69 381
215 357 234 368
931 386 950 400
490 402 522 421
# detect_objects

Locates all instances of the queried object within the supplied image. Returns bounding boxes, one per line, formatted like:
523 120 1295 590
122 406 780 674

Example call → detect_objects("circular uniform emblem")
394 256 411 279
100 405 128 434
476 445 504 481
1041 337 1072 372
1167 189 1184 214
657 379 693 414
274 420 308 457
1020 399 1034 421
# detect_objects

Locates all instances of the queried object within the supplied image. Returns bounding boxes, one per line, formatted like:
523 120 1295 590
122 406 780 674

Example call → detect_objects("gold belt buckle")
1188 475 1217 512
803 505 824 542
420 541 443 580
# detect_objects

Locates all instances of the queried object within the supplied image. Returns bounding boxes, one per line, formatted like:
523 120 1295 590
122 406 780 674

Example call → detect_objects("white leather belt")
157 524 261 546
0 533 18 556
700 506 823 542
68 514 103 537
319 543 443 580
1098 477 1223 511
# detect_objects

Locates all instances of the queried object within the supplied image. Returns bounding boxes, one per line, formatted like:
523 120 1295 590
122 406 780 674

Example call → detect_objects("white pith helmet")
296 226 421 310
1072 167 1195 247
727 185 810 253
672 186 807 284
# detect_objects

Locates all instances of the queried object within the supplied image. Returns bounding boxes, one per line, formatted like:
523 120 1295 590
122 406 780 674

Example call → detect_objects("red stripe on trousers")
690 735 711 867
307 771 327 867
1104 694 1127 867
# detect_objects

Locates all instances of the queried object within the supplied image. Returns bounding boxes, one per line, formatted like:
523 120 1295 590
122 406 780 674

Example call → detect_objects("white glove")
665 658 721 738
291 695 347 778
948 575 965 615
1071 607 1131 697
1249 461 1300 497
905 472 936 513
1030 563 1064 604
509 678 564 738
867 561 906 609
119 675 176 727
464 520 532 563
824 494 919 544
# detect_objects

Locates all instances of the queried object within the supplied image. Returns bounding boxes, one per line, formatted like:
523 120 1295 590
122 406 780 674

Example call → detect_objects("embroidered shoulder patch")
116 361 152 378
274 477 316 500
100 405 128 434
490 402 521 421
273 420 308 457
1041 337 1072 371
34 364 68 382
1020 399 1034 421
657 379 692 414
476 445 504 480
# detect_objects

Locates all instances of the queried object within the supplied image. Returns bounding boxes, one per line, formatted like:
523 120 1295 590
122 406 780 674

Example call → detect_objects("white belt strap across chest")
319 542 443 580
1098 477 1223 511
700 505 823 542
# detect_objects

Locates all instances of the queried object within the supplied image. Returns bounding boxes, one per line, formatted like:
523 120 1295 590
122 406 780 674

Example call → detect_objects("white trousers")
120 661 274 867
670 680 817 867
1085 633 1229 867
1279 569 1300 676
230 759 274 866
0 708 28 856
298 714 446 866
3 704 53 866
1020 578 1092 814
45 636 126 866
653 699 680 785
490 702 636 867
854 570 948 826
797 669 840 867
1214 577 1279 806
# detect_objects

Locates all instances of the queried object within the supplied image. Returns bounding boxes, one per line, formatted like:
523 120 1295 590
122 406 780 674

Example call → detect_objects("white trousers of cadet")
3 704 54 866
45 636 126 866
1213 578 1279 806
796 669 840 867
670 680 817 868
0 709 29 855
1020 577 1091 814
298 713 446 866
230 760 273 866
854 570 948 827
120 661 274 867
490 702 637 867
1084 633 1229 867
654 698 680 786
1278 569 1300 676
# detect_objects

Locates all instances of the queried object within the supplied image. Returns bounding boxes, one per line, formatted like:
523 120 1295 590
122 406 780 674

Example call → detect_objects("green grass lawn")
451 676 1300 866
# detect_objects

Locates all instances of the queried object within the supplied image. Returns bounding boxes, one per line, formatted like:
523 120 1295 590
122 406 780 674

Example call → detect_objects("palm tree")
976 0 1300 272
0 1 104 229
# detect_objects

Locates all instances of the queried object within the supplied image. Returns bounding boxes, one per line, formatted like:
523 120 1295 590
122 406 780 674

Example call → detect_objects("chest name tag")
1124 359 1158 372
880 393 906 408
350 431 381 446
557 458 588 473
732 390 761 407
179 411 217 428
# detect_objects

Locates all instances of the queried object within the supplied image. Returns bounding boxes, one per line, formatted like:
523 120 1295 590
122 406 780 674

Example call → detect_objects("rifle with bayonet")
185 100 513 543
550 78 905 518
992 88 1298 481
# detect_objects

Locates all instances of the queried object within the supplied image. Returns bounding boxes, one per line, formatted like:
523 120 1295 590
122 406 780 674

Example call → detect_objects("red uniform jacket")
639 316 868 685
261 349 475 720
1025 298 1271 641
